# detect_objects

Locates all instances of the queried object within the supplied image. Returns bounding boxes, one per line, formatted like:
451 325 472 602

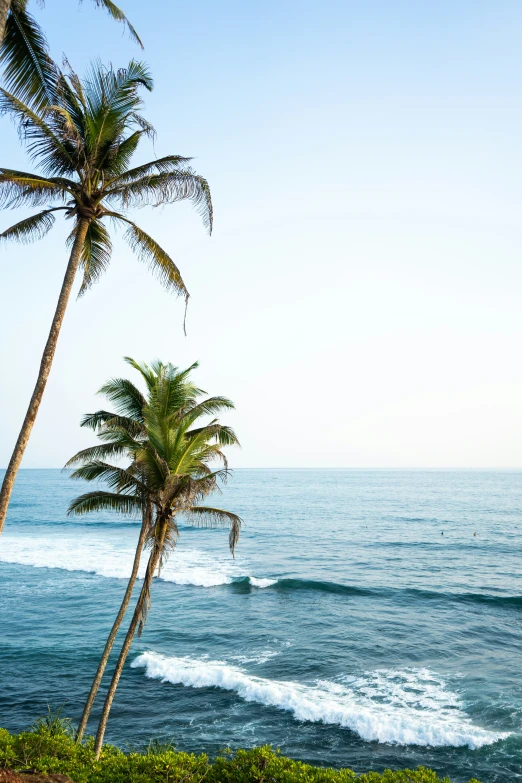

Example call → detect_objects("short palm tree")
0 60 213 533
66 358 241 756
1 0 140 112
66 356 218 743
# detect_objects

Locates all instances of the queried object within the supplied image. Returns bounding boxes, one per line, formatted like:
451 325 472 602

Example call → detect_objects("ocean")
0 469 520 783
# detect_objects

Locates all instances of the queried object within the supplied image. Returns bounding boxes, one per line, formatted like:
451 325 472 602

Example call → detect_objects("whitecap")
131 652 509 749
231 651 278 664
248 576 278 588
0 532 238 588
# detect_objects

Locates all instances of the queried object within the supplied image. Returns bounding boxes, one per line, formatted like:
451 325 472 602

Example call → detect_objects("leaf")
0 0 58 110
107 169 213 233
0 169 72 208
183 506 242 555
76 219 113 296
88 0 144 48
0 208 60 244
110 214 189 298
67 490 142 516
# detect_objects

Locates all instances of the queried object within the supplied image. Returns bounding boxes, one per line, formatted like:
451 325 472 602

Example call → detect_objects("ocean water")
0 469 521 783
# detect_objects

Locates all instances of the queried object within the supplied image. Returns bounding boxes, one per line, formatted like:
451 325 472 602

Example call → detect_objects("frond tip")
88 0 144 48
121 218 189 298
183 506 242 556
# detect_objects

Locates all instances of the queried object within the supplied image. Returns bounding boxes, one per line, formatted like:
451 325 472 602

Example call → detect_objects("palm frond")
69 460 144 493
183 507 242 556
0 207 63 244
0 88 78 175
123 357 159 391
87 0 143 48
64 441 134 467
102 129 143 178
80 409 145 438
184 396 235 423
76 219 113 296
0 0 58 109
110 215 188 298
107 169 213 233
80 410 118 430
186 423 239 447
97 377 146 421
106 155 192 187
68 490 142 517
0 169 72 208
81 60 152 160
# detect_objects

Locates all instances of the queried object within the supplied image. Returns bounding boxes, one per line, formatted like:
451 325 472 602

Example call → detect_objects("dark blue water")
0 469 521 783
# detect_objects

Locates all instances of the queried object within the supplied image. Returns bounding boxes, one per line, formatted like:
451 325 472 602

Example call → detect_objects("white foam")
0 531 239 587
131 652 508 749
230 648 282 665
249 577 277 588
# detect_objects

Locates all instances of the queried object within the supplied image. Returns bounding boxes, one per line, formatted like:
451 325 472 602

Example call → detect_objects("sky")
1 0 522 468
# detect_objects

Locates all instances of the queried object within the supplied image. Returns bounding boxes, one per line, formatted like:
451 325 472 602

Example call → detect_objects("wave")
0 533 239 588
131 652 508 749
3 534 521 607
244 576 278 590
231 577 522 608
0 533 277 590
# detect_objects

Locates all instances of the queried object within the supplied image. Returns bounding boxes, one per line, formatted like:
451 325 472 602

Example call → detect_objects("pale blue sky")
1 0 522 467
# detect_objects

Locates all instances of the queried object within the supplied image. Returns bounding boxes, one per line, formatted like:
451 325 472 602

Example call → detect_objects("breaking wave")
131 651 508 749
3 533 521 608
0 533 239 587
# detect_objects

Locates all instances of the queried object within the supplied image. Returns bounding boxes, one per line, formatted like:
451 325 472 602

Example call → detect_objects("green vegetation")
0 725 483 783
66 358 241 755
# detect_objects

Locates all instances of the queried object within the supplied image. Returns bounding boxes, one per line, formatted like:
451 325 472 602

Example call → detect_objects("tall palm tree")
66 358 241 754
0 61 213 534
1 0 140 112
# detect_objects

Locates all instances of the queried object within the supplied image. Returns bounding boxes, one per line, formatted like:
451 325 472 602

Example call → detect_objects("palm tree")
66 358 241 754
1 0 140 112
65 357 215 743
0 60 213 534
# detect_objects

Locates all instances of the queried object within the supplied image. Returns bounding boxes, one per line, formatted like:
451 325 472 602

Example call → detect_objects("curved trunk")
93 521 167 759
76 503 150 743
0 0 12 43
0 219 89 533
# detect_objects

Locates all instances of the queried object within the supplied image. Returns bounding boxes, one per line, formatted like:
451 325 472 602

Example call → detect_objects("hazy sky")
1 0 522 468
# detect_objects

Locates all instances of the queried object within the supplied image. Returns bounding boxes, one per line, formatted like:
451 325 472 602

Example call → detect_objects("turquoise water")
0 469 521 782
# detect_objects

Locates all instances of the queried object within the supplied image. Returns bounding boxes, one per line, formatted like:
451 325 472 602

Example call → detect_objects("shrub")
0 726 482 783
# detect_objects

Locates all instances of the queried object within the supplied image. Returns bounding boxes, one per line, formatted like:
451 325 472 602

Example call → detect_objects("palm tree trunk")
0 0 12 43
93 522 167 759
76 504 150 743
0 219 89 534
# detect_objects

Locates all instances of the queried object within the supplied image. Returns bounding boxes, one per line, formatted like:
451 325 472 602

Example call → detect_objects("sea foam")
248 576 278 588
131 652 508 749
0 532 243 587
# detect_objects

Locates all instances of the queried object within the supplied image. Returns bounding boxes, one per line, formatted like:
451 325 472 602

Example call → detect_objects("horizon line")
3 466 522 472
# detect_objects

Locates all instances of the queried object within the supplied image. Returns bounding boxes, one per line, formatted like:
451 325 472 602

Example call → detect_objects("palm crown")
0 59 212 300
67 357 241 565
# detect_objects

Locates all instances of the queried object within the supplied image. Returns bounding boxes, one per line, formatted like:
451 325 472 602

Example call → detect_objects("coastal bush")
0 727 482 783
